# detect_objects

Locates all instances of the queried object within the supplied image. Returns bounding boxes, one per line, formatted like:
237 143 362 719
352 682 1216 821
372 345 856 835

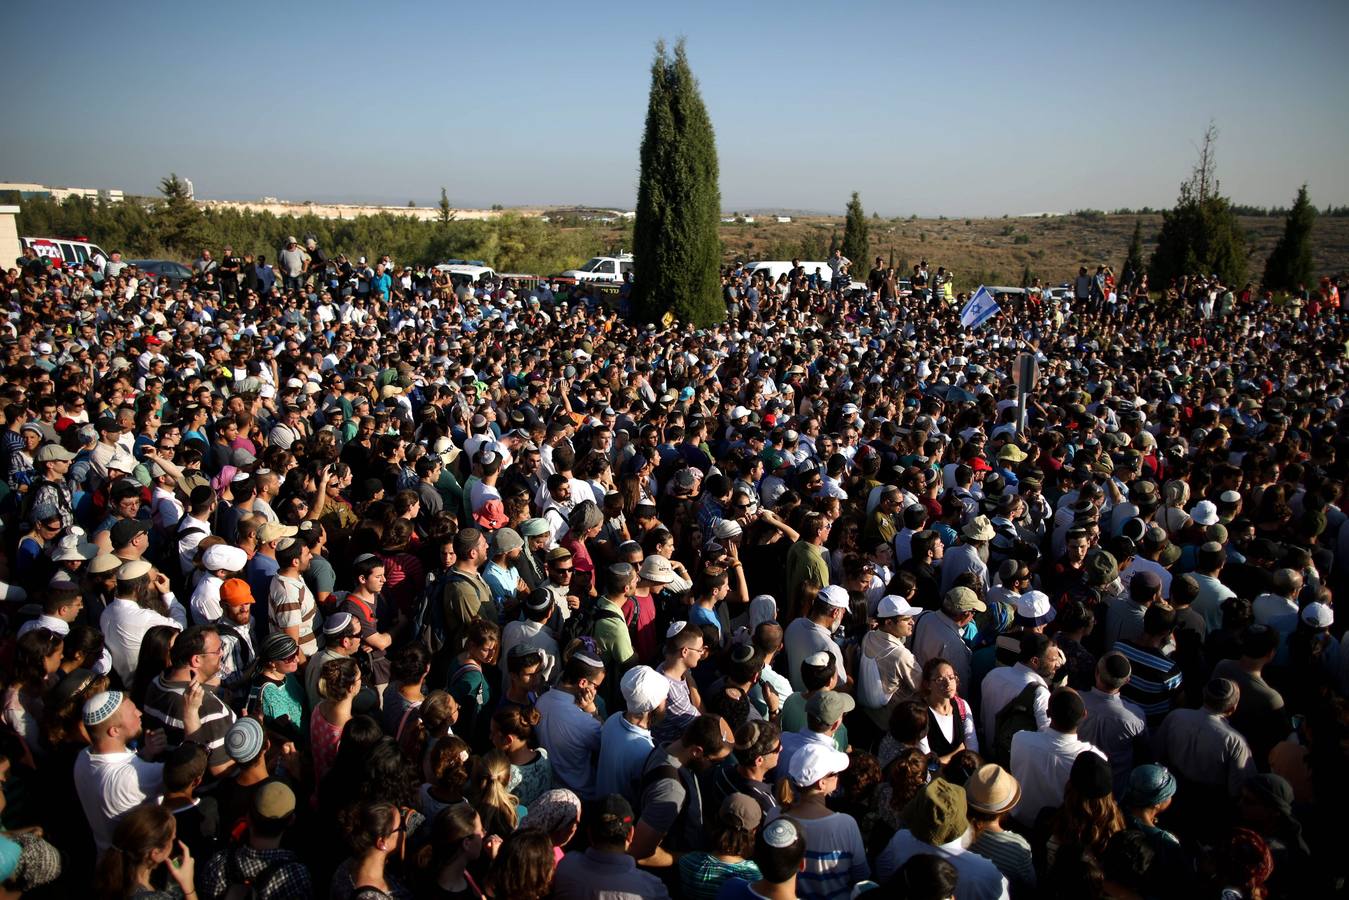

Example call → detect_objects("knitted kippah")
82 691 122 727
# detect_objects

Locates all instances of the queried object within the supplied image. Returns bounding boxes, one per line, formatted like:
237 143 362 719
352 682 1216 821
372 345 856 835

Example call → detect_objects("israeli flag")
960 286 1001 330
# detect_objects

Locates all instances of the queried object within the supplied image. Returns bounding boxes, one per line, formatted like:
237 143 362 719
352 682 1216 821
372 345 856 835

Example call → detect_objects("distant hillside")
593 213 1349 291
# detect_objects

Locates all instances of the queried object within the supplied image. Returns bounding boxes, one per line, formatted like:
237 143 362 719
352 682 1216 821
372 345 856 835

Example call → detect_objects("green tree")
630 40 723 326
155 173 205 257
1149 124 1248 287
1262 184 1316 292
842 191 869 268
438 187 454 225
1122 218 1144 285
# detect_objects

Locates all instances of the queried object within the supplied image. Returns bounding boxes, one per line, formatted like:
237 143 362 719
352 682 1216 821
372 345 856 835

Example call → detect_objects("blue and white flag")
960 286 1001 330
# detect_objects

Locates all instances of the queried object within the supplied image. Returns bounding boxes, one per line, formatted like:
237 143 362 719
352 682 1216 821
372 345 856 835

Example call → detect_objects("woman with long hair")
489 705 551 808
331 800 413 900
1045 752 1125 869
464 750 520 838
129 626 178 709
920 657 977 763
2 627 63 754
486 829 554 900
414 804 494 900
93 803 195 900
876 746 931 832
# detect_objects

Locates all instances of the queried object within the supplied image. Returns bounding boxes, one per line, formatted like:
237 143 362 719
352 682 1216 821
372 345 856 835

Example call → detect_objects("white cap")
731 405 750 420
620 665 670 715
202 544 247 572
841 403 859 415
788 743 850 787
819 584 850 609
1302 602 1334 628
877 595 919 618
1015 590 1055 625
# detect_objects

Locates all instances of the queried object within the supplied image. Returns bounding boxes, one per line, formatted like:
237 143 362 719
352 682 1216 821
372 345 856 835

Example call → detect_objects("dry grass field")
595 213 1349 291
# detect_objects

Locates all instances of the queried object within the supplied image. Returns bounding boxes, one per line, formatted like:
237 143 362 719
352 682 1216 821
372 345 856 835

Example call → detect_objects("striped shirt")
142 675 236 769
1114 639 1183 725
770 810 869 900
268 573 319 656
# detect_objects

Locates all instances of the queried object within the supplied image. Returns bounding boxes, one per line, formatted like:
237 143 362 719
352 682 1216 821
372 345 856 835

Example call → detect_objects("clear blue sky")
3 0 1346 216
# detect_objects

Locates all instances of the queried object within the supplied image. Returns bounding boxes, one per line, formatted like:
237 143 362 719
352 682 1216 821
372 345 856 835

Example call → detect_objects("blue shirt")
372 272 392 300
688 605 722 641
594 712 655 804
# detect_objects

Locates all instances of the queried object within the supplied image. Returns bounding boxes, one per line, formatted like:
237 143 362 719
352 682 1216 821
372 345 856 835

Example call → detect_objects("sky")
3 0 1347 216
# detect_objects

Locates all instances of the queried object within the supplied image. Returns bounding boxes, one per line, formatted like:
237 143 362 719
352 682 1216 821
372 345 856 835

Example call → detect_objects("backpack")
559 598 623 655
412 570 450 656
991 681 1043 769
220 845 290 900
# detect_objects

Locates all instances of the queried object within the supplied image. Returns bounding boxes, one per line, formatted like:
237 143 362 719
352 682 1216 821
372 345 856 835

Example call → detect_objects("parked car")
20 236 108 269
561 254 633 283
127 259 195 284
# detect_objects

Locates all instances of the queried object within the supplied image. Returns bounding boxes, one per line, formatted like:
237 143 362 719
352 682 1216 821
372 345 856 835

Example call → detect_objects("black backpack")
991 681 1043 769
559 597 624 655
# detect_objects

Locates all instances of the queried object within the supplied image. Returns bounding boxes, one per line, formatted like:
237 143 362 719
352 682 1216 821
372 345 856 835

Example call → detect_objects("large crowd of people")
0 240 1345 900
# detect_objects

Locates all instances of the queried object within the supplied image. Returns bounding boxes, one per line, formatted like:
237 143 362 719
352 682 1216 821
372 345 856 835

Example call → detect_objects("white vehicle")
742 260 838 285
20 236 109 270
433 260 497 285
562 253 634 283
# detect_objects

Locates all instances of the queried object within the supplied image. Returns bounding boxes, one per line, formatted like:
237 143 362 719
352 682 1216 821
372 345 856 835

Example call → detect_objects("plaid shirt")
201 843 312 899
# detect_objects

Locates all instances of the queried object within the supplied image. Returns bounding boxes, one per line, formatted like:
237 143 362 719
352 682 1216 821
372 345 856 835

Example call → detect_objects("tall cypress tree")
1149 125 1247 287
631 40 723 326
842 191 869 267
1122 219 1144 287
1262 184 1316 292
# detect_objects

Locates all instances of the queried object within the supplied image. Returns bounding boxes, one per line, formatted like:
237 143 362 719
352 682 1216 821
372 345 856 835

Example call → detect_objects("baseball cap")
720 793 763 832
1014 590 1055 627
787 742 850 787
819 584 850 609
877 595 919 618
944 586 986 613
258 522 299 543
1302 602 1334 628
202 544 247 572
805 690 855 724
34 444 75 463
490 528 524 555
109 518 151 549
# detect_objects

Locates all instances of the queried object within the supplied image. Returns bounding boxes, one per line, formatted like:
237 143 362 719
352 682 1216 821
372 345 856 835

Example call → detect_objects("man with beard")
628 715 735 869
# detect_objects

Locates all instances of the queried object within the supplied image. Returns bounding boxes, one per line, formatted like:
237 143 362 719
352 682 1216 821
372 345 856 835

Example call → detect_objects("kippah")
82 690 122 727
666 620 688 638
573 652 603 669
730 643 756 664
1101 653 1131 681
804 651 831 667
763 818 800 848
1205 677 1239 708
323 612 355 636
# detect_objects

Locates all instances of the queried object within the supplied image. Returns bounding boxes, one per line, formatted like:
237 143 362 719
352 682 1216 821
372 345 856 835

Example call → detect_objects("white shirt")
189 573 225 626
151 487 184 532
100 595 187 683
979 662 1050 747
1009 728 1106 827
1120 556 1173 600
1253 593 1298 628
176 514 212 575
73 747 165 853
534 687 603 800
876 830 1010 899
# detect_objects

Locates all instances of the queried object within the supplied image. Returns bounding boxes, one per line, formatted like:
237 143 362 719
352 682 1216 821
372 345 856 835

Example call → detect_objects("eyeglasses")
933 675 959 684
553 565 574 573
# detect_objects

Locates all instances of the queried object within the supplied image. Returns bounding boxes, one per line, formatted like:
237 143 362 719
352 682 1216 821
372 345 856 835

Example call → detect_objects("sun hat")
639 555 676 584
907 778 969 845
1014 590 1055 628
965 764 1022 815
962 516 995 541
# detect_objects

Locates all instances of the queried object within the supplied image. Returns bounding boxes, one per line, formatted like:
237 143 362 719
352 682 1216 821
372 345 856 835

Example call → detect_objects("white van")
743 260 836 285
20 236 109 270
562 253 634 284
433 261 497 285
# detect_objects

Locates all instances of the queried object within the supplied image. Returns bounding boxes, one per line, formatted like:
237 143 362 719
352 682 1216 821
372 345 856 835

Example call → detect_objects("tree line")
13 181 614 276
